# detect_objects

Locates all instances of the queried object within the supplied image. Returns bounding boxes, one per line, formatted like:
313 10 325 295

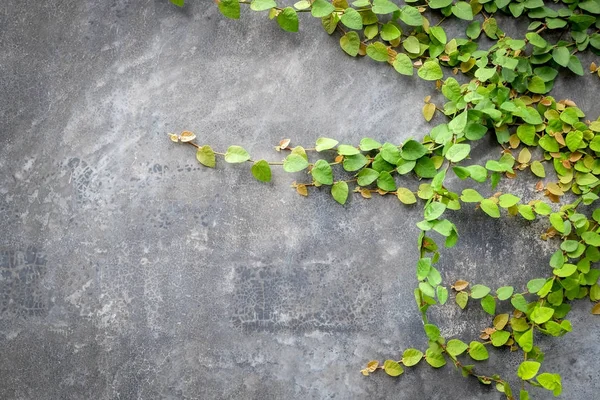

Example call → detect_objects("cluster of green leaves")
167 0 600 398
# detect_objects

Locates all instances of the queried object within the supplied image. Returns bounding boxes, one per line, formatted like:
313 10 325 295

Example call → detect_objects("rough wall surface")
1 1 599 399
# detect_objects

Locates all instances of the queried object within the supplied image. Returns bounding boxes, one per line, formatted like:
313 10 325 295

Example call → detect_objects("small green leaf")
446 339 468 356
526 32 547 48
446 143 471 163
518 361 541 380
424 202 446 221
250 0 276 11
383 359 404 377
527 278 547 293
468 341 489 361
481 295 496 315
277 7 299 32
530 161 546 178
377 171 396 192
331 181 349 205
471 284 491 299
372 0 399 14
531 306 554 324
452 2 473 20
397 187 417 204
402 349 423 367
491 330 510 347
517 328 534 352
393 54 414 76
196 145 216 168
425 348 446 368
251 160 272 182
170 0 185 7
357 168 379 186
312 159 333 185
218 0 240 19
399 5 423 26
343 154 368 171
340 31 360 56
418 60 443 81
552 47 570 67
437 286 449 305
366 42 389 62
424 323 441 341
456 291 469 309
401 140 428 161
340 8 363 30
315 137 339 152
460 189 484 203
283 154 309 172
582 231 600 246
480 199 501 218
359 138 382 151
496 286 514 300
380 23 401 41
311 0 335 18
337 144 360 156
499 193 520 208
224 145 251 163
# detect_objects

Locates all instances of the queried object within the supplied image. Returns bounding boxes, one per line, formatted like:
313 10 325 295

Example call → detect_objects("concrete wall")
1 1 599 398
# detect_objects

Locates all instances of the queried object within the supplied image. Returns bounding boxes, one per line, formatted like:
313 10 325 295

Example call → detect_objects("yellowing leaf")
518 148 532 164
366 360 379 372
452 280 469 291
296 184 308 196
592 303 600 315
397 187 417 204
179 131 196 142
422 103 436 122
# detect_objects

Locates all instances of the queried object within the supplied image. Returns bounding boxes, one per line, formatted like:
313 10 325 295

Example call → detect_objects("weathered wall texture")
1 1 599 399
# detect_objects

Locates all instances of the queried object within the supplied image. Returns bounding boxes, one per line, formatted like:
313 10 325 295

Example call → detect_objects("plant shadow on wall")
167 0 600 398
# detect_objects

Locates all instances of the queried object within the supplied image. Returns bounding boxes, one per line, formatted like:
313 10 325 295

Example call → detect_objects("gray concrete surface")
1 1 599 399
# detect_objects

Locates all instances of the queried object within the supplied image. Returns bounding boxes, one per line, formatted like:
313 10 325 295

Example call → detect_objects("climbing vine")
168 0 600 398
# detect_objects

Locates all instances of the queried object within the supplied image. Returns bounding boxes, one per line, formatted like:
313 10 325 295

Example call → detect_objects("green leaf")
418 60 443 81
170 0 185 6
251 160 272 182
429 0 453 9
429 26 446 44
582 231 600 246
403 36 421 54
452 2 473 20
367 42 389 62
466 21 481 40
537 373 562 396
466 165 487 182
393 53 413 75
218 0 241 19
538 135 560 152
527 278 546 293
312 159 333 185
417 258 432 281
531 306 554 324
415 156 438 178
196 145 216 168
468 341 489 361
560 107 580 125
337 144 360 156
397 187 417 204
481 294 496 315
380 23 401 41
517 328 534 352
372 0 399 14
437 286 449 305
491 330 510 347
526 32 547 48
383 359 404 377
471 284 491 299
511 294 529 313
250 0 276 11
400 6 423 26
568 55 584 76
359 138 382 151
402 349 423 367
424 202 446 221
340 31 360 56
343 154 368 171
552 47 570 67
381 143 402 165
446 339 468 356
311 0 335 18
518 361 541 380
456 291 469 309
460 189 484 203
446 143 471 163
480 199 500 218
331 181 349 205
530 161 545 178
528 76 547 94
224 145 251 163
340 8 363 30
315 137 339 152
499 193 520 208
377 171 396 191
449 110 468 134
425 348 446 368
357 168 379 186
283 154 309 172
496 286 514 300
424 323 441 341
401 140 428 161
277 7 299 32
